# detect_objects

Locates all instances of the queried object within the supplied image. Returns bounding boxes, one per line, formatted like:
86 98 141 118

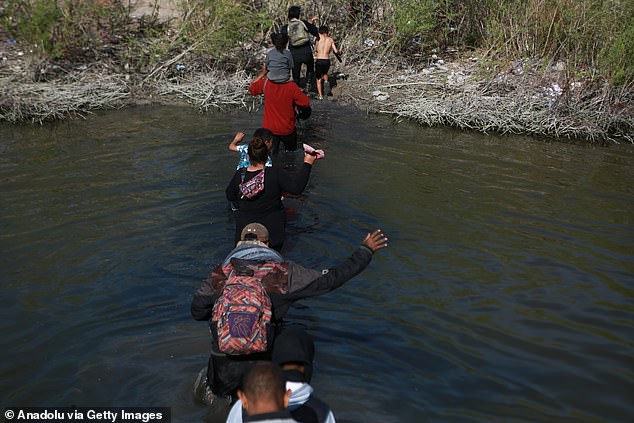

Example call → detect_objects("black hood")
272 327 315 383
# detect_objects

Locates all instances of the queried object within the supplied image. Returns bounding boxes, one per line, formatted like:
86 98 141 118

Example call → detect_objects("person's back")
226 139 316 250
282 5 319 91
314 26 339 100
315 33 335 60
266 32 294 84
191 227 389 403
248 72 311 153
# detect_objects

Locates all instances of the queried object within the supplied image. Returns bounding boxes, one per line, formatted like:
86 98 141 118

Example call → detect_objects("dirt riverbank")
1 23 632 144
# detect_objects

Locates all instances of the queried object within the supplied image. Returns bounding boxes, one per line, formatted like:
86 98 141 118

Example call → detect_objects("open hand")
234 132 245 142
303 152 317 165
362 229 389 253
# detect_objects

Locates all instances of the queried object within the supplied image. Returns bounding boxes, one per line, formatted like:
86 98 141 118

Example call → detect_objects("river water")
1 104 633 423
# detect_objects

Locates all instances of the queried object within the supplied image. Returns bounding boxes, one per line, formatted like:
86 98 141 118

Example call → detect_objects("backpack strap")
239 167 247 183
290 18 308 33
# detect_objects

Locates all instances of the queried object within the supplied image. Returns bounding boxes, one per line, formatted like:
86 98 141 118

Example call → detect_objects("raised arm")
285 229 389 301
306 16 319 36
228 132 245 152
362 229 389 252
248 66 268 96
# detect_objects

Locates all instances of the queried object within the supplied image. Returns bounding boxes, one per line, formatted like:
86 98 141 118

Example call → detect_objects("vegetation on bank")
2 0 633 83
1 0 632 142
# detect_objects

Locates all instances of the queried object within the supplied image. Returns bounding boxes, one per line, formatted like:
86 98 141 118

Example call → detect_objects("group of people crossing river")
190 6 388 423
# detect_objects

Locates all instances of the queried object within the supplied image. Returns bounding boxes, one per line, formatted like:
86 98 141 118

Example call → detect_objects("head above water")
272 327 315 383
248 135 271 165
288 5 301 19
253 128 273 150
238 361 290 416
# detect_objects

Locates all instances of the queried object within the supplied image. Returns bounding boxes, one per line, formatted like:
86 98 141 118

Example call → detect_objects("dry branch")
0 73 130 124
152 70 253 111
341 56 633 144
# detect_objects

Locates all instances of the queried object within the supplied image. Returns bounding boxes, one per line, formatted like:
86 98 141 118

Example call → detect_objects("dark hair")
241 362 286 406
288 5 300 19
271 32 288 52
253 128 272 143
319 26 329 34
248 137 269 165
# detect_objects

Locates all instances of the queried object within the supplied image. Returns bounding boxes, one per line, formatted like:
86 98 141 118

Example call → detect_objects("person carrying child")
314 26 340 100
266 32 294 84
249 66 311 154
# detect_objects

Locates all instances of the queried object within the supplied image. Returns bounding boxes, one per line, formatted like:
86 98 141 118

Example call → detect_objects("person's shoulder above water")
238 362 296 422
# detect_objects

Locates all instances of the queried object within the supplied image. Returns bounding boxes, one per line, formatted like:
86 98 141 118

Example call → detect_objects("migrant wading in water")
225 326 337 423
191 224 389 406
237 362 296 422
229 129 274 170
225 137 317 251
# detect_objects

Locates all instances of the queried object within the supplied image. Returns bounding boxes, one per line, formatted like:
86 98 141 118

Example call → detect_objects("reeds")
340 57 634 144
152 70 254 111
0 73 130 124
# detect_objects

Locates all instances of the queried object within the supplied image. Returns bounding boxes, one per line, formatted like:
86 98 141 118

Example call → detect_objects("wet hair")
271 32 289 52
241 362 287 407
319 25 329 35
288 5 301 19
248 136 270 165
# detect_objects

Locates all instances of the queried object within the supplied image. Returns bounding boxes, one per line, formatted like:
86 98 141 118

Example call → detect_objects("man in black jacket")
191 224 388 405
281 5 319 92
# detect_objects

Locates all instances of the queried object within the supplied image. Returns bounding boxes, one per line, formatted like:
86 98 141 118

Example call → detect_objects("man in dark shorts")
314 26 340 100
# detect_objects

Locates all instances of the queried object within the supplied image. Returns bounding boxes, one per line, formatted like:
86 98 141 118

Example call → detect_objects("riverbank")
1 35 632 144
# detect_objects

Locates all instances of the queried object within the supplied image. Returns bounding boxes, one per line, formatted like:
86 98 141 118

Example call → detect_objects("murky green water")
1 104 633 422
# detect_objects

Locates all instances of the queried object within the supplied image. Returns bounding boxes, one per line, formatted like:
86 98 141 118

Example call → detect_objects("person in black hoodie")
226 327 336 423
226 137 317 252
191 224 388 405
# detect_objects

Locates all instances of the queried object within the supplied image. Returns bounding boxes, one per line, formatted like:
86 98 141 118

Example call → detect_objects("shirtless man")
314 26 340 100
